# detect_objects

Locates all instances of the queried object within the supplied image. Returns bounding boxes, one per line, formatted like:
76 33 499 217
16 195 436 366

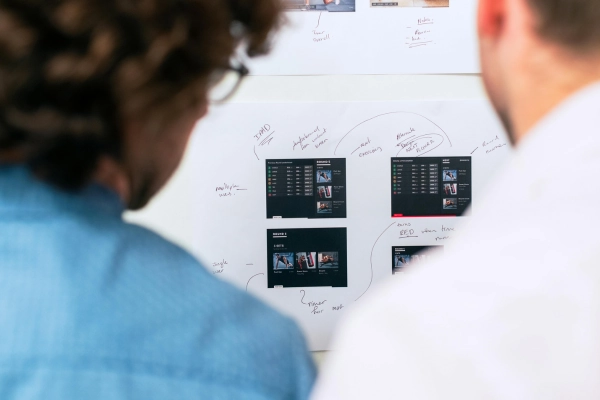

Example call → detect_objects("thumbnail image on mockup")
392 246 443 275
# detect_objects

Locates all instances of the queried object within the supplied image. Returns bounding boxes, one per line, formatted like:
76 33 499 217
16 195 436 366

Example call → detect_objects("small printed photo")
316 170 332 183
443 198 457 210
392 246 444 275
318 252 339 268
371 0 448 7
394 254 411 267
317 186 332 199
443 183 458 195
394 254 428 273
283 0 355 12
317 201 332 214
443 170 457 181
273 253 295 270
296 252 317 270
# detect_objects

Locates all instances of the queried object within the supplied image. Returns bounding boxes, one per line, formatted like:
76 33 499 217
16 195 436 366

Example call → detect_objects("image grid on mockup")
268 228 348 288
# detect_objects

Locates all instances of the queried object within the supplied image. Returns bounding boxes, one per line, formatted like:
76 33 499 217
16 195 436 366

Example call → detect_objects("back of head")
478 0 600 144
527 0 600 52
0 0 280 191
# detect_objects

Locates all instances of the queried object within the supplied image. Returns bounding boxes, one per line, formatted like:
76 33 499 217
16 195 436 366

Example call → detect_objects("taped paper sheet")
171 100 511 350
248 0 479 75
131 100 511 351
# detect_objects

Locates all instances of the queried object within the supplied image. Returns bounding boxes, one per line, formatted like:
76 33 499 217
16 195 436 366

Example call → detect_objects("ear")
478 0 506 38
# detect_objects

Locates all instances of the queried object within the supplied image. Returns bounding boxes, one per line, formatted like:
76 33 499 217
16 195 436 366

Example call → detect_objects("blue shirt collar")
0 164 124 218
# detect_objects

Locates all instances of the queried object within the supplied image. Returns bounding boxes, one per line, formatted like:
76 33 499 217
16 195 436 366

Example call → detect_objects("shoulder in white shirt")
312 82 600 400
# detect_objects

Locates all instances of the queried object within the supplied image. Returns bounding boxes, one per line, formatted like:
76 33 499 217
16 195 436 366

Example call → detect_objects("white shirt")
312 83 600 400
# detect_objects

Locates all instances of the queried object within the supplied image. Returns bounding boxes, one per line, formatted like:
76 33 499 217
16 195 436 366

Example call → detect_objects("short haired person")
312 0 600 398
0 1 316 398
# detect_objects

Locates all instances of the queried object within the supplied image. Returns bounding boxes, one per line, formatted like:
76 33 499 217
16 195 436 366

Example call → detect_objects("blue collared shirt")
0 166 316 399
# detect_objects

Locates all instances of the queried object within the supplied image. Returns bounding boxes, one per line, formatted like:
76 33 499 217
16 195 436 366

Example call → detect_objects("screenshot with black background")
391 157 472 217
392 246 444 275
267 228 347 288
266 159 347 219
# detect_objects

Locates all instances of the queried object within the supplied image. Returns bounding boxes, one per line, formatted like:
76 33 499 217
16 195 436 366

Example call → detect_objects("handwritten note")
254 124 275 146
300 290 328 315
312 12 331 43
486 143 507 153
215 183 246 198
396 132 444 156
212 259 228 274
405 17 436 49
351 137 383 158
435 225 455 241
334 111 452 159
292 126 329 151
397 127 416 141
472 135 509 155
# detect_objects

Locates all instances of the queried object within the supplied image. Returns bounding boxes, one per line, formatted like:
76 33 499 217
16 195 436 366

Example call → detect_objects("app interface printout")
391 157 472 217
266 159 347 219
267 228 348 288
392 246 444 275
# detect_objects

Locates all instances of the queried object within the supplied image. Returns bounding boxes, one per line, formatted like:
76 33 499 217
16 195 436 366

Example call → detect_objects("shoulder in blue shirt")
0 166 316 400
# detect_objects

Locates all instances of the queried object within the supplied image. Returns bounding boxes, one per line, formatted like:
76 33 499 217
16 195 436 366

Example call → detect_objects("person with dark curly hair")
0 0 316 398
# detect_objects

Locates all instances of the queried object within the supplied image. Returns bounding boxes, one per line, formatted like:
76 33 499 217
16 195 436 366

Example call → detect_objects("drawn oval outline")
396 133 444 157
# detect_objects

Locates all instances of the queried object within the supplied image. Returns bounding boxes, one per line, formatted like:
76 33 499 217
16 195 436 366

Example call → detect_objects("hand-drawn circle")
396 133 444 157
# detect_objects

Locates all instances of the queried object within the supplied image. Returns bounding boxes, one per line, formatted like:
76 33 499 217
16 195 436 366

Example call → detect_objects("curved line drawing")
253 146 259 160
246 273 264 292
334 111 453 155
300 290 307 304
355 221 396 302
315 12 322 29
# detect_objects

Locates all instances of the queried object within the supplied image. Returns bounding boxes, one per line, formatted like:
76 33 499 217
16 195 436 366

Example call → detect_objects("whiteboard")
128 98 511 350
248 0 479 75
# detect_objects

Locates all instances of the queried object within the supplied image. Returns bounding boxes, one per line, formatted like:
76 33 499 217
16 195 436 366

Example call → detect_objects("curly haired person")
0 1 315 399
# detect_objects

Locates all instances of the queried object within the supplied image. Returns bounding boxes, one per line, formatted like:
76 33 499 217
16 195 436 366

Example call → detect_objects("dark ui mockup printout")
266 159 347 219
268 228 348 288
391 157 472 217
